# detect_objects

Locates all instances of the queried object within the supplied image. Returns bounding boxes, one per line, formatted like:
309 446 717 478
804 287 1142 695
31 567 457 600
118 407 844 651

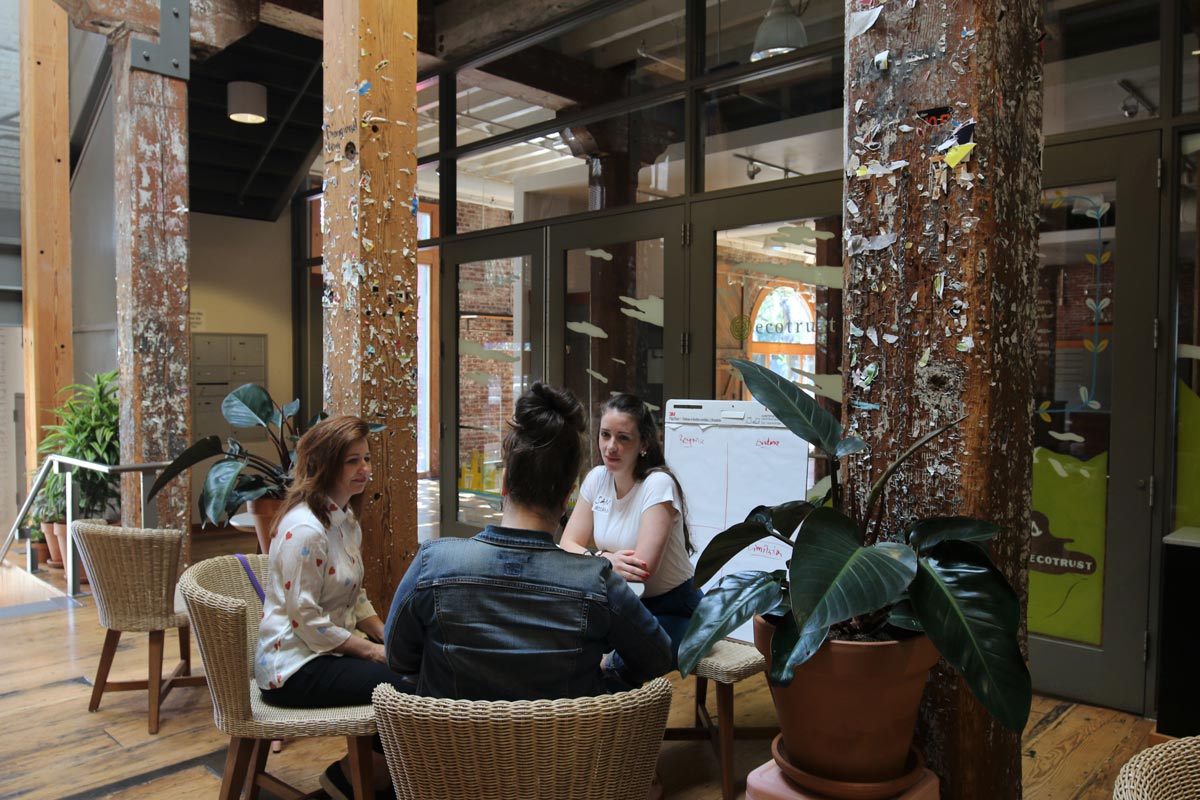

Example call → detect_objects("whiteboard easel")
664 399 810 642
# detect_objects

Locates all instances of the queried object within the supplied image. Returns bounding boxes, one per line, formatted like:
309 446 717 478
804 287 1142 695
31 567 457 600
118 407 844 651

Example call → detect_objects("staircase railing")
0 455 173 596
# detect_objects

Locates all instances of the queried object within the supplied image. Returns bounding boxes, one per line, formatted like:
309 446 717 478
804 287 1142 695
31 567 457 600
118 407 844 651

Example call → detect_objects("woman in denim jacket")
561 394 702 671
385 383 671 699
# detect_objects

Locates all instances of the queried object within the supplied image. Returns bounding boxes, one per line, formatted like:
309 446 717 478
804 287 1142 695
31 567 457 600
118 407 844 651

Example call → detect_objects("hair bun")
513 382 585 436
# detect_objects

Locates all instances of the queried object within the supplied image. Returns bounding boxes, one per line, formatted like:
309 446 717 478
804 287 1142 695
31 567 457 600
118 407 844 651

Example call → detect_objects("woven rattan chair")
72 521 206 734
372 676 673 800
1113 737 1200 799
664 639 776 800
179 554 376 800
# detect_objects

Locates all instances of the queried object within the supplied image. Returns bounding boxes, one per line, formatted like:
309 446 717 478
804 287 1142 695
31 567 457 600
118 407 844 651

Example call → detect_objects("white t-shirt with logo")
578 465 694 599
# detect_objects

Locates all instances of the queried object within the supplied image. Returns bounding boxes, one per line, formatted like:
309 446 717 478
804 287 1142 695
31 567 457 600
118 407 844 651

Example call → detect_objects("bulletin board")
664 400 810 641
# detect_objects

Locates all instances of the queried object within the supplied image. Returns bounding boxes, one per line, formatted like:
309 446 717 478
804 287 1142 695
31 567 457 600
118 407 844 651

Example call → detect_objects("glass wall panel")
456 99 686 233
1029 182 1117 646
563 237 666 479
416 161 440 241
705 0 843 72
1043 0 1160 135
456 255 532 528
1175 134 1200 542
416 76 440 159
456 0 686 148
703 56 842 191
713 213 842 497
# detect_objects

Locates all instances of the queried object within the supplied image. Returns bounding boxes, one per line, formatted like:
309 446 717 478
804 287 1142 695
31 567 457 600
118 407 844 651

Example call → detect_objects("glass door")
439 229 544 537
546 206 686 478
1030 132 1159 713
690 180 843 522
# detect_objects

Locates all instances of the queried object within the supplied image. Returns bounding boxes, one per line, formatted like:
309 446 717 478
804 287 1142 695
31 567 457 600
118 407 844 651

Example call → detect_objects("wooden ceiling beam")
53 0 258 56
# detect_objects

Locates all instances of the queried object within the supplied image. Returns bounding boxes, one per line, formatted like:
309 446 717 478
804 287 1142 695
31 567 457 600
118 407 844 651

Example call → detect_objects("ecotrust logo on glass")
729 314 751 343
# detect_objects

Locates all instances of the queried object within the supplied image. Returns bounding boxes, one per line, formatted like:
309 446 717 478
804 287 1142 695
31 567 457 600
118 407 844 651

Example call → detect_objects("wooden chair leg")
219 736 256 800
716 681 735 800
243 738 270 800
345 734 374 800
90 629 121 712
148 630 165 734
179 624 191 675
694 676 709 728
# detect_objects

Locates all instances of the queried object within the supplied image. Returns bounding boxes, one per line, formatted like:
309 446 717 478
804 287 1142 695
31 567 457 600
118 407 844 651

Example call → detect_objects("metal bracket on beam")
131 1 190 80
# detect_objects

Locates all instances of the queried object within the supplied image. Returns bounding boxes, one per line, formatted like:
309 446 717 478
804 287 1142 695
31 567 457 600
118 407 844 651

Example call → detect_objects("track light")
747 161 762 180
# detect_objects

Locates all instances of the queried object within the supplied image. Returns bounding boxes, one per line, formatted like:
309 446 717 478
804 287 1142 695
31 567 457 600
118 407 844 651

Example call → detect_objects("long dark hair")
273 415 371 536
504 383 587 518
602 394 695 554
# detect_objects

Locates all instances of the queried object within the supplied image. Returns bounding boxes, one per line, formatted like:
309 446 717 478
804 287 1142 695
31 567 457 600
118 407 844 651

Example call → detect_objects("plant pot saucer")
44 559 64 569
771 735 925 800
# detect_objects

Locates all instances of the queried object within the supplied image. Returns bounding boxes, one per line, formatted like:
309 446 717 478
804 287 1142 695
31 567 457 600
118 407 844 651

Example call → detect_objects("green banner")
1029 448 1106 645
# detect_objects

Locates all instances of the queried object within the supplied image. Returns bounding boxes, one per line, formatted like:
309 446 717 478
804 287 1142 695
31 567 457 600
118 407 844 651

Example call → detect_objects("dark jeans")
608 577 703 683
261 654 414 751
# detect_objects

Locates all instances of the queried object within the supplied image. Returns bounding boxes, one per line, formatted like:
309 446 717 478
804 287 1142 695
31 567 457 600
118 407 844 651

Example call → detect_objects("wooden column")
323 0 419 608
110 31 191 534
19 0 73 487
842 2 1042 798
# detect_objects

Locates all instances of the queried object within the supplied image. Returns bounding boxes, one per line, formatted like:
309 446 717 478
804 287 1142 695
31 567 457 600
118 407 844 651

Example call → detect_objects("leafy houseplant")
678 358 1031 786
147 384 308 528
37 370 122 519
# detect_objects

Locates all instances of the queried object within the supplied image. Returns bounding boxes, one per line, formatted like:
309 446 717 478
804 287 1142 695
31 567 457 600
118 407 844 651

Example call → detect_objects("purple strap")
235 553 266 602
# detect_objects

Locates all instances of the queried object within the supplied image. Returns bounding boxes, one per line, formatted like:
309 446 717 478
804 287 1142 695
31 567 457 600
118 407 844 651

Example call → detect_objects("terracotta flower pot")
29 540 50 569
248 498 283 555
41 521 63 567
753 615 940 795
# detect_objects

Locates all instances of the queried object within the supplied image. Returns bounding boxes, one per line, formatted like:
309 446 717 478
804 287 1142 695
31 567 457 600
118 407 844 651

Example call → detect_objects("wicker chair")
71 521 206 734
664 639 776 800
1113 737 1200 799
179 554 377 800
372 677 673 800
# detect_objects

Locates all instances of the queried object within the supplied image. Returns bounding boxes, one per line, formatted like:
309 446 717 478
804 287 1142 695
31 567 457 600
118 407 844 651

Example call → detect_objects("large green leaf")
767 612 829 686
201 459 247 525
909 541 1031 733
887 598 924 632
678 571 783 677
906 516 1000 552
222 384 275 429
730 358 843 457
694 521 773 586
146 436 225 501
789 507 917 634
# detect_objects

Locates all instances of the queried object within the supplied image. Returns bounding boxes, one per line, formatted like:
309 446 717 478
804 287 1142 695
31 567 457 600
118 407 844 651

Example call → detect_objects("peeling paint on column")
110 31 191 550
323 0 419 609
842 1 1042 797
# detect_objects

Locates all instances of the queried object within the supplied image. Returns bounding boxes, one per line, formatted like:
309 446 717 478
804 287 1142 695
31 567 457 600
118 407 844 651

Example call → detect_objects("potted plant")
147 384 331 553
22 507 50 569
24 481 64 567
37 370 122 522
678 359 1030 798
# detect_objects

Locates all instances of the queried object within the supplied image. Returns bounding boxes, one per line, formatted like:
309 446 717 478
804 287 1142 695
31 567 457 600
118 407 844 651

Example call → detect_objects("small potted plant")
37 370 122 522
22 507 49 569
147 384 357 553
678 359 1030 798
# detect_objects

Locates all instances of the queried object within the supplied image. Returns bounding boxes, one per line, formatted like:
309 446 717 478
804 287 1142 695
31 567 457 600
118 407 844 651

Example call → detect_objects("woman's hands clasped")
603 549 651 582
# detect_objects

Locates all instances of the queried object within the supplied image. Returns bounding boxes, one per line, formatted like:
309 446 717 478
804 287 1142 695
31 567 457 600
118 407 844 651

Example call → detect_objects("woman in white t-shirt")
562 393 702 670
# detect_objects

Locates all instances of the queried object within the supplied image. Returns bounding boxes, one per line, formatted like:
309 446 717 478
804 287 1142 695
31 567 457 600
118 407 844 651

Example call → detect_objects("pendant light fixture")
750 0 809 62
227 81 268 124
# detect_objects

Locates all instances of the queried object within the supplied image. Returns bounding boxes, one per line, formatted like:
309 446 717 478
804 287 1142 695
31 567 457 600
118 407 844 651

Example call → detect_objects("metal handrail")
0 454 173 596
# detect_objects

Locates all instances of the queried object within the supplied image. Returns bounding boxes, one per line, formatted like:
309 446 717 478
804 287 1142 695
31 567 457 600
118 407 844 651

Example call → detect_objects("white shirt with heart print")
254 501 378 690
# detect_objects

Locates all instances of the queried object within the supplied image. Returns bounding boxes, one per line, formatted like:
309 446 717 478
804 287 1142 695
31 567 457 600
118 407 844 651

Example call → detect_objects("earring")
640 451 647 457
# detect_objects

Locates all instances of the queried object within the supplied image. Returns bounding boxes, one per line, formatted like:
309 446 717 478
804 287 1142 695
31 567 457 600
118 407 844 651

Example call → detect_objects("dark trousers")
261 655 414 751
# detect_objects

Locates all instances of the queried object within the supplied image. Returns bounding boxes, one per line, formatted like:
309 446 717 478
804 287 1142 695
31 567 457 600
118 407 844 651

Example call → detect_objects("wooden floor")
0 536 1155 800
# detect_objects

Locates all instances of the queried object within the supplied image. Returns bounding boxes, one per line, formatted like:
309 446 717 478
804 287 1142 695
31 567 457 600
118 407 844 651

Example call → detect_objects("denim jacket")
384 525 672 700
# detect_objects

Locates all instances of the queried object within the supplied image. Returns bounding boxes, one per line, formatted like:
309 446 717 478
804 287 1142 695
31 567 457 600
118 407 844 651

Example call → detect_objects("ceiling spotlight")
746 160 762 180
228 81 267 124
751 0 809 62
1115 78 1157 119
1120 95 1139 119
